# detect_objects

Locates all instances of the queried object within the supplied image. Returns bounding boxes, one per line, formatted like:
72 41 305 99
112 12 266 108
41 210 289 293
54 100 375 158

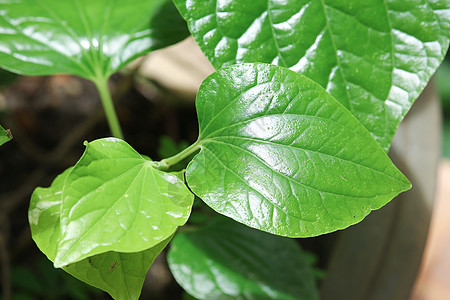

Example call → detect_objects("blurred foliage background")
436 52 450 158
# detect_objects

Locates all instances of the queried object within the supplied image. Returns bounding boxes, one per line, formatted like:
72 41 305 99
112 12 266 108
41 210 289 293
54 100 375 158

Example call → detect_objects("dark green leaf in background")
9 258 101 300
54 138 193 267
186 63 411 237
158 136 192 171
0 0 189 80
174 0 450 150
0 124 11 146
29 167 174 300
168 218 319 300
443 121 450 158
436 60 450 114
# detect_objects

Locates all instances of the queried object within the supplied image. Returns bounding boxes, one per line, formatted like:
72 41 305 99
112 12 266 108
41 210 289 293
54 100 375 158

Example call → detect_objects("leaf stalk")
94 78 124 139
157 141 201 170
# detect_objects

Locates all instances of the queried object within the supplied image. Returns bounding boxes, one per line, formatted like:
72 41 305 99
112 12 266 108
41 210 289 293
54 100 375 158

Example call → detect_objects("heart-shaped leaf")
174 0 450 150
168 217 319 300
29 168 172 300
54 138 193 267
0 125 11 146
186 63 411 237
0 0 188 80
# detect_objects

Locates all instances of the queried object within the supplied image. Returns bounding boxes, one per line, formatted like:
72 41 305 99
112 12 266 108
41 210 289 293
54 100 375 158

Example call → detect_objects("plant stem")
94 78 124 139
157 141 201 170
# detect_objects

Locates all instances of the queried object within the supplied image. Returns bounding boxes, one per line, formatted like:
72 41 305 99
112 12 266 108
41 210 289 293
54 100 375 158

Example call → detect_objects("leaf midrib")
201 112 379 154
318 0 352 110
74 0 104 79
203 136 404 189
203 137 403 197
266 0 289 66
116 253 132 300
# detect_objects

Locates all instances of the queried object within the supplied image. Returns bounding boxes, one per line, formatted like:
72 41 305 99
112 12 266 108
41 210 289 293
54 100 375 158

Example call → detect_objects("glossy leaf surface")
174 0 450 150
29 168 172 300
0 0 188 80
186 63 411 237
168 218 319 300
0 125 11 146
54 138 193 267
29 168 73 261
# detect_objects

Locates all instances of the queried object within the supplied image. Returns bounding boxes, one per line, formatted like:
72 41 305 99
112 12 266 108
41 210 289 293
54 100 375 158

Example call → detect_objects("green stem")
157 141 201 170
94 78 124 139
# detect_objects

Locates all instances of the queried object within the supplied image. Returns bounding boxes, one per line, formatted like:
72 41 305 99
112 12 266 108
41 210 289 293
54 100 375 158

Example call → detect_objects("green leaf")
29 167 174 300
64 238 171 300
174 0 450 150
183 293 200 300
11 266 44 294
0 0 188 80
54 138 193 267
168 218 319 300
186 63 411 237
0 125 11 146
29 168 72 261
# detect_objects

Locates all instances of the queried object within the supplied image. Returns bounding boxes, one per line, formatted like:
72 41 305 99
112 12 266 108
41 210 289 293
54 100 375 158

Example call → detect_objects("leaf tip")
53 259 65 269
403 177 412 192
396 170 412 193
53 246 73 269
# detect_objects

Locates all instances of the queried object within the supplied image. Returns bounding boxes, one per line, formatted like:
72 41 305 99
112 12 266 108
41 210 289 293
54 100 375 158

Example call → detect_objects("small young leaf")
174 0 450 150
29 167 173 300
0 125 12 146
0 0 188 80
54 138 193 267
168 218 319 300
186 63 411 237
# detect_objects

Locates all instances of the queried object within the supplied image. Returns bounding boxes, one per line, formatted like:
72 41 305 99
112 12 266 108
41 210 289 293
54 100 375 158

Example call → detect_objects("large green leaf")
54 138 193 267
186 63 411 237
0 0 188 80
29 168 172 300
174 0 450 150
167 218 319 300
0 125 11 146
